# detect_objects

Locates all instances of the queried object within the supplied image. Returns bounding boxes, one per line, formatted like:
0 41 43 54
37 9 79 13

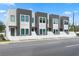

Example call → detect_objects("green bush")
0 34 6 40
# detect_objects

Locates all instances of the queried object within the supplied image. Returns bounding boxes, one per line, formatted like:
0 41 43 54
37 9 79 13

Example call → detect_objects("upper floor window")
10 15 15 22
32 18 34 23
21 29 24 36
21 15 24 21
21 14 29 22
25 15 29 22
43 18 45 23
39 17 46 23
64 20 68 25
53 18 58 24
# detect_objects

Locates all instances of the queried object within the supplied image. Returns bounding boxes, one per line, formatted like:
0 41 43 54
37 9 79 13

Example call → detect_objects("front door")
10 28 15 36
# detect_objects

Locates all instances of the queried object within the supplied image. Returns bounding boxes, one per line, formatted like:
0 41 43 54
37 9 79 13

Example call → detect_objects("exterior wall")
5 9 16 37
16 8 32 36
5 8 71 40
35 12 47 35
47 14 49 30
60 16 69 31
49 14 60 33
7 9 16 26
32 13 35 27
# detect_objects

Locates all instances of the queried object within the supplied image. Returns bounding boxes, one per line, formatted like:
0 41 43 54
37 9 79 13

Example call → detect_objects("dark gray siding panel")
35 12 47 35
60 16 69 31
16 8 32 36
49 14 59 30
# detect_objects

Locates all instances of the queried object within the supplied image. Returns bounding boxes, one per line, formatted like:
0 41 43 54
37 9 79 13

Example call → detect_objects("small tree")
0 21 5 33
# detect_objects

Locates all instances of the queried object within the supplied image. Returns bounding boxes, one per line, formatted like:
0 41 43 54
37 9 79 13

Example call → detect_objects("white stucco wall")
5 9 16 39
39 17 46 29
53 24 58 29
64 25 68 30
32 13 35 27
8 9 16 26
39 23 46 29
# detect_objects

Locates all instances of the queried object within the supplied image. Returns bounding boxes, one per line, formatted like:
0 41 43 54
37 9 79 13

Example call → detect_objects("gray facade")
16 8 32 36
49 14 60 34
60 16 69 33
35 12 48 35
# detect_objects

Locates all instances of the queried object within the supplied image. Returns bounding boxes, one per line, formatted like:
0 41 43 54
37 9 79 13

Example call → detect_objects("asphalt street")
0 37 79 56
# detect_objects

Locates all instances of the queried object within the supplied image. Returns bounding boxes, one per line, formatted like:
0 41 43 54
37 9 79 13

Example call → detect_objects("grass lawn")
0 40 9 42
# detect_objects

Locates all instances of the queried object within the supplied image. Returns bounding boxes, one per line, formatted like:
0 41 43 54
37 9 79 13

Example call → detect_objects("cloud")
0 10 6 14
1 3 15 6
74 10 78 13
63 10 78 15
6 3 15 6
64 11 72 15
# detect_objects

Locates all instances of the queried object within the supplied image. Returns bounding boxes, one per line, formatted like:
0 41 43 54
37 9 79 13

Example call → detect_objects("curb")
0 37 79 45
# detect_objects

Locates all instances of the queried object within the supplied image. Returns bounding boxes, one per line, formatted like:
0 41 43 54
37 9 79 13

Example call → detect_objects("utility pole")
73 12 74 32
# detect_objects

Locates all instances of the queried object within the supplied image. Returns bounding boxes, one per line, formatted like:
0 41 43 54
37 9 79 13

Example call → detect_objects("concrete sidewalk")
0 36 79 45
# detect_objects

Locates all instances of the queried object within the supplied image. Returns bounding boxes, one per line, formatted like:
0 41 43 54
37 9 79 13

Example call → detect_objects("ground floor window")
40 29 42 35
21 28 29 36
53 29 59 34
26 29 29 35
39 29 46 35
43 29 46 35
21 29 24 36
64 30 69 34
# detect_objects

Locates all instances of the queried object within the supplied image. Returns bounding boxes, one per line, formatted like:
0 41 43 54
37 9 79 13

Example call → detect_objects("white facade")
63 20 69 30
64 25 68 30
32 13 35 27
6 9 16 37
5 8 75 41
39 17 46 29
53 18 59 29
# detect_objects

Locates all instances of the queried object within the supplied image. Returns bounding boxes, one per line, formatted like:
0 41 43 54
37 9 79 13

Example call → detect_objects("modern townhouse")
6 8 32 39
49 14 60 34
5 8 70 40
60 16 69 34
35 12 48 35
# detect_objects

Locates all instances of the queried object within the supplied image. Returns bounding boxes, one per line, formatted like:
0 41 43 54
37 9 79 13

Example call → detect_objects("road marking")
66 44 79 48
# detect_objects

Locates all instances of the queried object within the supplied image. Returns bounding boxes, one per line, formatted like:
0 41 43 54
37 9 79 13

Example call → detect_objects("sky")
0 3 79 25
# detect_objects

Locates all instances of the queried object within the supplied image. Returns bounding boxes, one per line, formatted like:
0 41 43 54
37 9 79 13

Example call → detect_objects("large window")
53 18 58 24
43 18 45 23
64 20 68 25
21 29 29 35
43 29 46 35
10 15 15 22
40 29 46 35
32 18 34 23
39 17 46 23
53 29 59 34
21 15 29 22
40 29 42 35
21 29 24 35
25 15 29 22
21 15 24 21
40 18 42 23
26 29 29 35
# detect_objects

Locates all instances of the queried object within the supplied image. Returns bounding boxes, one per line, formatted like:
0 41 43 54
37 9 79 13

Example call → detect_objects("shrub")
0 34 6 40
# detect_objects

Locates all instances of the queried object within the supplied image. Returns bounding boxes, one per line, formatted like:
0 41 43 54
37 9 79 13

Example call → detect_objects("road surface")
0 37 79 56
